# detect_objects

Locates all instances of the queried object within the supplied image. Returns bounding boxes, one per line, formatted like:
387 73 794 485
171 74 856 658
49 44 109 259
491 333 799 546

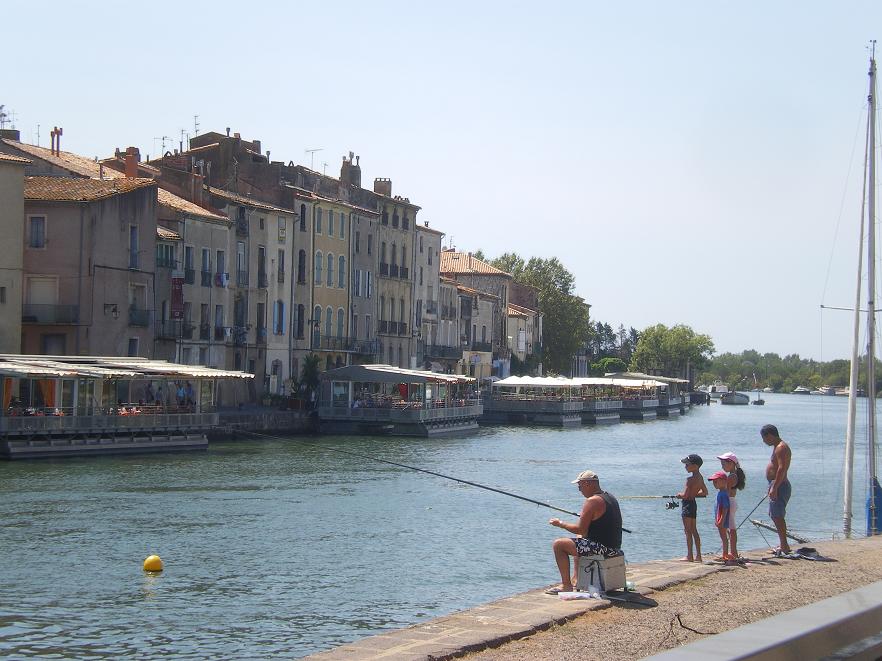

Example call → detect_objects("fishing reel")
665 497 679 510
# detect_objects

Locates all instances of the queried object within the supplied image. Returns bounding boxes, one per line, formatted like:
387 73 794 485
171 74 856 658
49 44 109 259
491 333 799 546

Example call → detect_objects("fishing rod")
232 428 632 533
620 495 681 510
735 494 768 531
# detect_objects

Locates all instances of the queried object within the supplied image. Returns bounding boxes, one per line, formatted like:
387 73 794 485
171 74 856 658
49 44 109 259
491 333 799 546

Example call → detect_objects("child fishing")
677 454 707 562
709 470 731 563
717 452 746 563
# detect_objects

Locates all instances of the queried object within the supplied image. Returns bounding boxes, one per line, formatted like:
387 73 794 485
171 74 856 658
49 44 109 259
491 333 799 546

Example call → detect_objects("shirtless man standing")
761 424 792 554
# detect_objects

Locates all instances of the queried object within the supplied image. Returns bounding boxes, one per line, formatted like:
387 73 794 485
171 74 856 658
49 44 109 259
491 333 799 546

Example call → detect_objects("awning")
321 364 474 384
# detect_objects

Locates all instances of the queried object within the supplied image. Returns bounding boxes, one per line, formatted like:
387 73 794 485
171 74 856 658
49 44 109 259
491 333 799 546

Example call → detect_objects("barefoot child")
717 452 746 562
677 454 708 562
709 470 731 562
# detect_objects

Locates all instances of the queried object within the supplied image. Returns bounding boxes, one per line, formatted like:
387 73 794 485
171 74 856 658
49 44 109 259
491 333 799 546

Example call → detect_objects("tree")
630 324 715 377
300 353 321 401
592 357 627 375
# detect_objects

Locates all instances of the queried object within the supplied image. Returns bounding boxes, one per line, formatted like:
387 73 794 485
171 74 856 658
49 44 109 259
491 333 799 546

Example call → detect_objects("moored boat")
720 391 750 405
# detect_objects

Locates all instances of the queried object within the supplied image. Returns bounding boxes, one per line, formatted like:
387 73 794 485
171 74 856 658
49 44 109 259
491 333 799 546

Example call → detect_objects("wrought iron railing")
21 304 79 324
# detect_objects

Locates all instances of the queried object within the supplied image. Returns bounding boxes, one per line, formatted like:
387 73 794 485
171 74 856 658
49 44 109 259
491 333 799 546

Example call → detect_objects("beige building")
0 153 28 353
413 222 444 369
507 302 542 373
457 282 496 381
22 177 158 357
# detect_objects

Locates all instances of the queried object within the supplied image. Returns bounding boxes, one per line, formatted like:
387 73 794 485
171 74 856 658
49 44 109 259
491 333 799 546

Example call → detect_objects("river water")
0 393 875 658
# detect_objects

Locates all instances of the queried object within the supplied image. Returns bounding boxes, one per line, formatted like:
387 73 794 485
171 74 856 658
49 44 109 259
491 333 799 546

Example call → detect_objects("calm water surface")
0 393 875 658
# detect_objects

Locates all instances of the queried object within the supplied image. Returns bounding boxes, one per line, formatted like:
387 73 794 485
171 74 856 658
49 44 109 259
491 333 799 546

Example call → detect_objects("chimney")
226 127 231 137
50 126 63 156
341 152 362 188
0 128 20 141
124 146 138 178
373 177 392 197
252 139 261 154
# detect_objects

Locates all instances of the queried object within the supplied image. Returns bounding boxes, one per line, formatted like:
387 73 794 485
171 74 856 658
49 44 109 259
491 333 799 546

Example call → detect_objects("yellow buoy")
143 554 163 572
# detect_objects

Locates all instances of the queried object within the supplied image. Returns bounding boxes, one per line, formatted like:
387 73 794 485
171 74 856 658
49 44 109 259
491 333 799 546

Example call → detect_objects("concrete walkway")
303 558 728 661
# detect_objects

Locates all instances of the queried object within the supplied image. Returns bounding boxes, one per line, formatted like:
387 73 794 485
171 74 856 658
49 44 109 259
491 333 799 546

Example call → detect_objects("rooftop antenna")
180 128 190 151
153 135 172 155
305 147 323 170
322 161 328 175
0 105 7 129
193 114 200 137
36 124 40 146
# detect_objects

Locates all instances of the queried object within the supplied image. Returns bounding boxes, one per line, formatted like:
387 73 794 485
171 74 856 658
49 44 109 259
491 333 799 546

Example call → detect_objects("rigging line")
821 103 869 304
231 428 633 533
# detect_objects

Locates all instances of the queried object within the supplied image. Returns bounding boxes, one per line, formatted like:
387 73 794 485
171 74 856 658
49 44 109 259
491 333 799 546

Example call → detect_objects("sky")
4 1 882 360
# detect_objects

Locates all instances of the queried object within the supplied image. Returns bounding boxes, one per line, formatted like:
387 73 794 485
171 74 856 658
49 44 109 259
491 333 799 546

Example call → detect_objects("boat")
818 385 837 396
720 391 749 405
763 386 773 393
707 380 729 398
792 386 811 394
843 49 881 538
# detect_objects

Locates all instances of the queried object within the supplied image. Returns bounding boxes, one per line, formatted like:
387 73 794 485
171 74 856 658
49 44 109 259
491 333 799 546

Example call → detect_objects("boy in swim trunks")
677 454 708 562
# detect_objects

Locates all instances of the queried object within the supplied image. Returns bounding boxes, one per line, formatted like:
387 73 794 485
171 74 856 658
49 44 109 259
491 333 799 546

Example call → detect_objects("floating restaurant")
318 364 482 436
0 354 252 459
482 373 688 426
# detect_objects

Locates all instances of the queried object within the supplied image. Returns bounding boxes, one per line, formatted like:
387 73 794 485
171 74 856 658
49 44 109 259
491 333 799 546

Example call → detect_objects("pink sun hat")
716 452 739 464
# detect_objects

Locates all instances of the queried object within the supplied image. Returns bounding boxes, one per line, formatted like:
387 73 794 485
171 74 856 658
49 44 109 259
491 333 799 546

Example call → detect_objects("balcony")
232 326 248 347
390 264 400 277
277 269 285 284
425 300 438 314
399 267 409 280
200 270 212 287
156 319 182 339
21 303 79 324
184 268 195 285
236 270 249 287
378 320 389 334
199 324 211 341
256 326 267 345
258 272 268 289
425 344 461 359
129 308 151 327
470 340 492 352
353 339 380 355
379 262 389 276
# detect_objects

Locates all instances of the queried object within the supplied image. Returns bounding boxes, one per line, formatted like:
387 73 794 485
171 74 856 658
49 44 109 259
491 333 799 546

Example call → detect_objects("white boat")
843 50 881 538
818 385 837 396
763 387 773 393
720 391 749 405
792 386 811 394
707 381 729 399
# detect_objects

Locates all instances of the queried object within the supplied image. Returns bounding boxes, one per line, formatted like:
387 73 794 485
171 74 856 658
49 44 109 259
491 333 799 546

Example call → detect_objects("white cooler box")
576 553 626 592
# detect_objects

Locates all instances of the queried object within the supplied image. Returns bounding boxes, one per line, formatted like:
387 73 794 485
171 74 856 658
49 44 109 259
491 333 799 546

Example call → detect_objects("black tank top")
587 492 622 550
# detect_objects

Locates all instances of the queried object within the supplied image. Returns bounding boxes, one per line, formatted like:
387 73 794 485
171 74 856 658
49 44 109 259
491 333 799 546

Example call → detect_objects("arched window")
419 236 423 253
314 251 323 284
326 253 334 287
336 308 344 338
325 306 332 338
381 241 387 263
338 255 345 288
482 325 487 342
316 208 323 234
401 246 407 270
391 243 397 266
299 203 307 231
297 304 305 338
392 211 399 228
328 210 335 237
428 247 433 265
339 213 345 239
297 249 306 284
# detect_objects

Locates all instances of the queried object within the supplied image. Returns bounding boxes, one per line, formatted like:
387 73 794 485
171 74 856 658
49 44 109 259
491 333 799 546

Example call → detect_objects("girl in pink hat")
716 452 746 562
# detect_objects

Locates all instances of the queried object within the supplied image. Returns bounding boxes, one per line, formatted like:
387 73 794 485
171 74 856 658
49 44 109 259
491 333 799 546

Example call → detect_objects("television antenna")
305 148 323 170
193 114 200 137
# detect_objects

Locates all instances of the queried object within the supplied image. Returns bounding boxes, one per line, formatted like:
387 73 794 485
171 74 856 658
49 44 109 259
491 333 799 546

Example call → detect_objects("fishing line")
230 428 633 532
735 494 768 532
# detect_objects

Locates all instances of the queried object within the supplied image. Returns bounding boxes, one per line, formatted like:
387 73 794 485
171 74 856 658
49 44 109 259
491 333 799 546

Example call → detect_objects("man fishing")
761 424 792 555
547 469 623 594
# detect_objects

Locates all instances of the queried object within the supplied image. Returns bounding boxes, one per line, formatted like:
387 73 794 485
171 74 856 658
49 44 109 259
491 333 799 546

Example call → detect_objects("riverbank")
305 536 882 660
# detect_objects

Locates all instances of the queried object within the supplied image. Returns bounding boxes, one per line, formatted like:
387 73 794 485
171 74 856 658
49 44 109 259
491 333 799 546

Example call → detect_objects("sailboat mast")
844 103 870 538
867 52 878 536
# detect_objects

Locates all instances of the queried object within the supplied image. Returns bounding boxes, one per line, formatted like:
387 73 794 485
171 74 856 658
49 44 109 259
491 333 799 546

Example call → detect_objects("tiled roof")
157 226 181 240
416 223 444 236
1 139 119 179
157 188 227 221
207 186 293 214
0 153 31 164
507 305 528 318
439 251 512 277
25 176 156 202
509 302 538 316
454 282 499 299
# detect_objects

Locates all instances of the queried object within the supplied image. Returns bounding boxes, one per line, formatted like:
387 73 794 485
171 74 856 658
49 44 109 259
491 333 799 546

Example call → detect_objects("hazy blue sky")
4 1 882 360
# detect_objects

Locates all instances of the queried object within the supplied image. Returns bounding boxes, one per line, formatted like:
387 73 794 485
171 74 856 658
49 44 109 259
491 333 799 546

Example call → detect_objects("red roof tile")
0 153 31 164
25 176 156 202
439 251 511 277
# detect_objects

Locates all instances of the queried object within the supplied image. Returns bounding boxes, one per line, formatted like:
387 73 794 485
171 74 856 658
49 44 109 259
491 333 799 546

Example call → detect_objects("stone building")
439 250 513 377
0 152 28 353
22 176 158 357
413 222 444 368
